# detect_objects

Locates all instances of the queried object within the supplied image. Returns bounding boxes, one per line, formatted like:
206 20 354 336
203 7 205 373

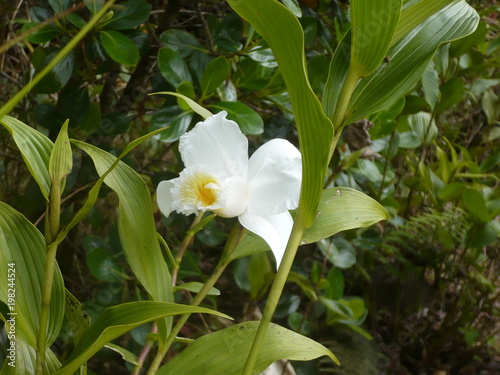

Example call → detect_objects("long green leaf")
0 202 65 348
157 322 339 375
72 141 172 304
391 0 454 45
55 302 232 375
0 116 53 200
302 187 389 244
227 0 334 226
345 0 479 123
350 0 402 78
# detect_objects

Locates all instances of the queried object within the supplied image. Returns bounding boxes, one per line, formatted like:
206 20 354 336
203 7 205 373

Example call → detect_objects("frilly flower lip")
157 111 302 266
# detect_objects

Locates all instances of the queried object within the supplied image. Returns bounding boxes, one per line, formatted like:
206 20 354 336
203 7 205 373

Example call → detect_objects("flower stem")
145 223 243 375
242 217 306 375
35 242 58 374
330 67 359 131
36 180 61 374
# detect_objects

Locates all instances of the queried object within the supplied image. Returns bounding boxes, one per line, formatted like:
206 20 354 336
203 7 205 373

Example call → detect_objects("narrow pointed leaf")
0 116 53 200
350 0 402 77
322 32 351 119
152 91 213 119
302 187 389 244
49 119 73 183
55 302 232 375
227 0 334 226
345 0 479 124
56 127 168 245
72 141 172 304
157 322 339 375
201 56 230 98
0 202 65 348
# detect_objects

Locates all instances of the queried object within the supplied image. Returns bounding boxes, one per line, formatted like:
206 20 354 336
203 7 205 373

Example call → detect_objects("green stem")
35 242 59 374
0 0 116 120
242 217 306 375
331 67 359 131
145 223 243 375
36 177 62 374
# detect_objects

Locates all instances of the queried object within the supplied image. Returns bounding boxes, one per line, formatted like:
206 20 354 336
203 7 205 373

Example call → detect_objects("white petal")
246 139 302 215
179 111 248 178
157 180 176 217
213 175 247 218
238 211 294 267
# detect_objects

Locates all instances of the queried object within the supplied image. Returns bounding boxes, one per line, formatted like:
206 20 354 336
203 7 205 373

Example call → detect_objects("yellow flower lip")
173 168 223 214
179 173 219 207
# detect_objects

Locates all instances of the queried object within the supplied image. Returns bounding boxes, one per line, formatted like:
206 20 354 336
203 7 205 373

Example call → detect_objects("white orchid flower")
156 111 302 266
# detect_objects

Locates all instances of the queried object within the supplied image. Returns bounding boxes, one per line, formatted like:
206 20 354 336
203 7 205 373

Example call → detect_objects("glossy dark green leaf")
435 77 465 113
157 322 339 374
201 56 230 98
307 54 330 95
49 0 70 13
86 247 123 282
325 268 344 300
151 106 193 142
101 0 152 30
158 47 192 87
159 29 205 58
84 0 104 14
100 30 140 66
22 23 60 44
208 101 264 135
35 50 75 94
319 237 357 269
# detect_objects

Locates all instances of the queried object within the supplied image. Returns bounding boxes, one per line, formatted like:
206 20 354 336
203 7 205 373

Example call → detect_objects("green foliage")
157 322 339 374
1 0 497 374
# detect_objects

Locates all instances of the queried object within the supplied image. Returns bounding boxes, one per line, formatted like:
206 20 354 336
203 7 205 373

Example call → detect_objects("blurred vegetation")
1 0 498 374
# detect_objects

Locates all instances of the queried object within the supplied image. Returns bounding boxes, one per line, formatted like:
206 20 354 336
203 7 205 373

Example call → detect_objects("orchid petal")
157 179 176 217
238 210 294 267
246 139 302 216
179 111 248 178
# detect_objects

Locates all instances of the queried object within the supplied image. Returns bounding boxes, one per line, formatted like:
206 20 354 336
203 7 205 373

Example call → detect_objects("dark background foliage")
0 1 498 374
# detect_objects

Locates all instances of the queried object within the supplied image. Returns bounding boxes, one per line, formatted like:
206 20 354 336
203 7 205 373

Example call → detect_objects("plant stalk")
145 223 243 375
242 217 306 375
36 180 62 374
330 67 359 132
